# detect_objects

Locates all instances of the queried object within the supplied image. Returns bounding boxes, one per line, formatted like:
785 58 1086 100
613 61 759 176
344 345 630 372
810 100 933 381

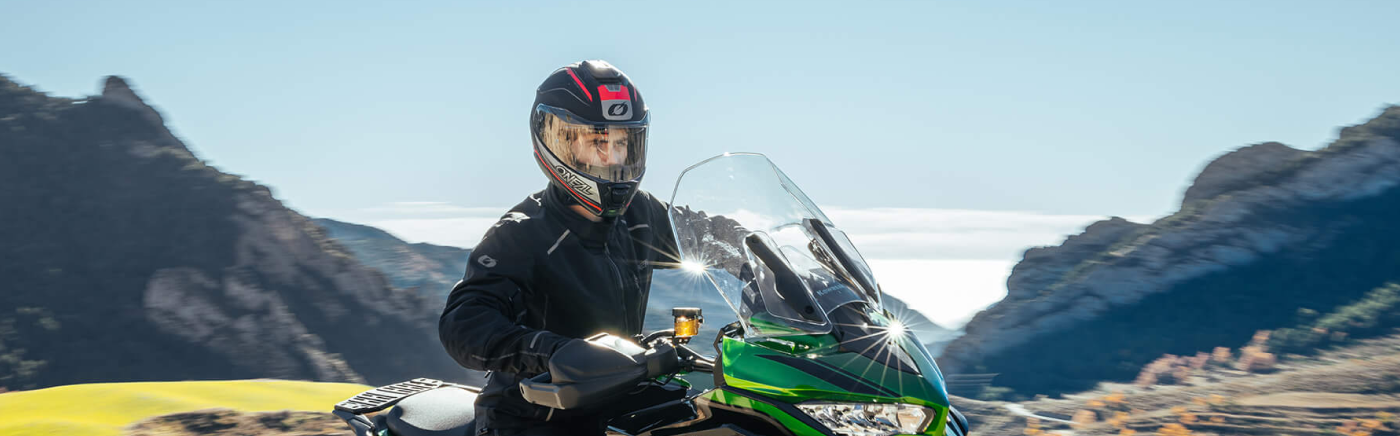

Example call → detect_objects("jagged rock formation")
1003 217 1146 302
0 73 466 389
1180 141 1309 206
938 106 1400 396
99 76 166 128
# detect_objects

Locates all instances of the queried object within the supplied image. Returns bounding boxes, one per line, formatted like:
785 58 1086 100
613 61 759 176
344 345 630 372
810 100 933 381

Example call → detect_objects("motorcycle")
332 153 972 436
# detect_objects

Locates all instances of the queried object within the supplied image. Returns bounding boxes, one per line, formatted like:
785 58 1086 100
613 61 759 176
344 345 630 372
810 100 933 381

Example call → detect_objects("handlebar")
518 330 721 410
640 328 718 373
641 329 676 346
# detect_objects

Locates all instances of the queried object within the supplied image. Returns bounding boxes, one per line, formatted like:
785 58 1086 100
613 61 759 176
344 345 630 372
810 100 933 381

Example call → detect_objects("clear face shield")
534 104 648 183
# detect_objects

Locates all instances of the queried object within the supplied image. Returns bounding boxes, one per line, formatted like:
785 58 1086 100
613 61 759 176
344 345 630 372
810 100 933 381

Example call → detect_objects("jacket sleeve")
438 238 572 375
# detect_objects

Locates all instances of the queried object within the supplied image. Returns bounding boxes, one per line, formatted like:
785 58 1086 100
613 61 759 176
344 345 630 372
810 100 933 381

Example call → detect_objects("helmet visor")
535 105 647 182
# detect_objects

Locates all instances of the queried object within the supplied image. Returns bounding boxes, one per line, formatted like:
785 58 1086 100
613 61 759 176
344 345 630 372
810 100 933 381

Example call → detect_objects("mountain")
312 218 470 302
312 219 954 348
938 106 1400 398
0 74 466 390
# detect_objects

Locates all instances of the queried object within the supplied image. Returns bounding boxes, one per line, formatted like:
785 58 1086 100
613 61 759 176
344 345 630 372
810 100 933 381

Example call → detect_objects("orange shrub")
1337 420 1357 433
1211 347 1232 364
1024 416 1043 436
1072 409 1097 429
1236 346 1277 373
1187 352 1210 369
1251 330 1271 344
1172 366 1192 382
1104 392 1126 406
1136 355 1188 387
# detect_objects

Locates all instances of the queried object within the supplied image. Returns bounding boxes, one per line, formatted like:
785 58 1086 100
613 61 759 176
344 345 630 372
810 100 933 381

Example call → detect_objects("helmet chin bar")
598 181 638 218
535 144 642 219
552 179 637 218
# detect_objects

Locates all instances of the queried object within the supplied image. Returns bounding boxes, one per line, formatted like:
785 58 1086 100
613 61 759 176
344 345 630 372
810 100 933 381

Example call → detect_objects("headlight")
794 401 934 436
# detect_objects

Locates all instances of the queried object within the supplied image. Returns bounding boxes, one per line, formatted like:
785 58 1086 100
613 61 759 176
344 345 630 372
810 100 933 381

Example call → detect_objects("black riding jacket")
438 184 678 427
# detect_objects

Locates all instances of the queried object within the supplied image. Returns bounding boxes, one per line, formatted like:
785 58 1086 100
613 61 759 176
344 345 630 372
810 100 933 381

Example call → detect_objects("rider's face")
570 127 629 167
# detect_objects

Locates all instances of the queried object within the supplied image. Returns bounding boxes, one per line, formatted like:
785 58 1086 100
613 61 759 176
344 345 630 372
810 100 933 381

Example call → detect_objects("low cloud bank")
868 259 1014 328
825 207 1122 260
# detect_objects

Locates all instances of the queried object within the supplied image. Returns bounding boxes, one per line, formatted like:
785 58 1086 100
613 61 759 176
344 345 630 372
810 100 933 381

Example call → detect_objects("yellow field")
0 379 369 436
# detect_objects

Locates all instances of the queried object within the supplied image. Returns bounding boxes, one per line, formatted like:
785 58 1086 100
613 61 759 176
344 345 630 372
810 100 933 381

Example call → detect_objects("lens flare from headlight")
795 401 932 436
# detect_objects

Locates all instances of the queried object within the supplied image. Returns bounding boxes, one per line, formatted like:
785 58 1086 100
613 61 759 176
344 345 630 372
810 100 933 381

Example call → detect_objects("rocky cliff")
313 218 471 303
0 74 467 389
938 106 1400 396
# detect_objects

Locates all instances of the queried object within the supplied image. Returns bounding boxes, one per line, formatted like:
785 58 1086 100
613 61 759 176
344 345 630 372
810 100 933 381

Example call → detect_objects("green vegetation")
0 307 59 389
0 379 367 436
1270 283 1400 355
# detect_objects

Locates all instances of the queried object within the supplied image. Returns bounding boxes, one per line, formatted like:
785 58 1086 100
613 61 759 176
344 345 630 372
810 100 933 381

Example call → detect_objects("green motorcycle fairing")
703 328 951 435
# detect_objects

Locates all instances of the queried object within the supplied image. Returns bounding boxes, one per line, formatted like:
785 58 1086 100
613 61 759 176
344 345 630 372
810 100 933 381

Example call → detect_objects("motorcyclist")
438 60 680 436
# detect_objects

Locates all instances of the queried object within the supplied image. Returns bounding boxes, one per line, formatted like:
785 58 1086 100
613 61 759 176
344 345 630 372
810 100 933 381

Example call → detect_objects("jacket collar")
543 184 618 248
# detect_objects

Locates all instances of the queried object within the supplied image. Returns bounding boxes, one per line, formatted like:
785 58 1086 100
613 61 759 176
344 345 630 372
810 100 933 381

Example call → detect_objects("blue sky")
5 1 1398 325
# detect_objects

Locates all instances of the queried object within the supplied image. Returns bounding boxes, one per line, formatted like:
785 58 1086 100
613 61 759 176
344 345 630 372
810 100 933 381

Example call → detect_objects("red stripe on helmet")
535 150 602 211
597 85 630 101
565 68 593 102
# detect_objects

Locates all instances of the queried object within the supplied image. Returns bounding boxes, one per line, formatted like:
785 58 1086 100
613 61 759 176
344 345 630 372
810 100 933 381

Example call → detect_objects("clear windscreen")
667 153 883 337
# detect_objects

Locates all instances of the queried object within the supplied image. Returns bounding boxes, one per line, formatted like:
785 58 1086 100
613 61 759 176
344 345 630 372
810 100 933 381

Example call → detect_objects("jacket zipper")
603 243 630 333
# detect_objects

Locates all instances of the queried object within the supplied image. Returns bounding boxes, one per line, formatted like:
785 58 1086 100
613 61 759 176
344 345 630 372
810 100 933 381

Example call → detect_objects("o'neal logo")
554 164 597 198
607 103 629 117
598 84 632 121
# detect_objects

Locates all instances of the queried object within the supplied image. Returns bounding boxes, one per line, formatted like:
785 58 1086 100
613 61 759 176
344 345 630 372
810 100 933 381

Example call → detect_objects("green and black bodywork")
696 324 953 435
625 317 962 435
333 154 970 436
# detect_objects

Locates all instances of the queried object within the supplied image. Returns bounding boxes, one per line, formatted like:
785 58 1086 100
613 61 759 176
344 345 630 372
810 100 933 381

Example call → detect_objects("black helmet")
531 60 649 218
